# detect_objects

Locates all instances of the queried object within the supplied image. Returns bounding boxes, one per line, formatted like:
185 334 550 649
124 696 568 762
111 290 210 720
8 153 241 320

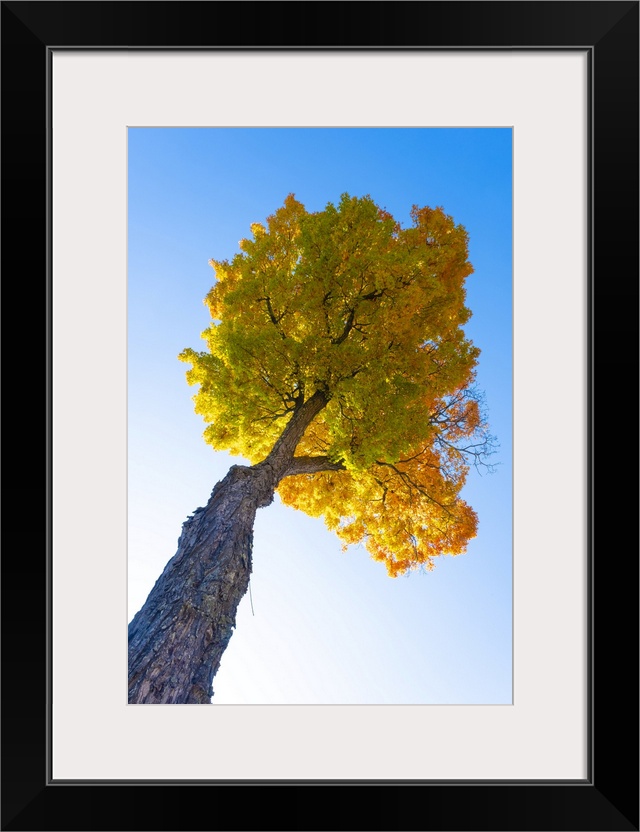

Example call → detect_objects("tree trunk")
128 390 330 704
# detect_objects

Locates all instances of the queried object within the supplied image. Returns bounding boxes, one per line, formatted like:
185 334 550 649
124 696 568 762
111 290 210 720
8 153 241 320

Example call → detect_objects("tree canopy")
179 193 494 577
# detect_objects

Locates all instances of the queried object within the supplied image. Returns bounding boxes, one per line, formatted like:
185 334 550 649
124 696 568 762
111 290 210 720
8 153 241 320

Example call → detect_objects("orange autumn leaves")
180 193 492 576
278 450 479 578
278 387 482 576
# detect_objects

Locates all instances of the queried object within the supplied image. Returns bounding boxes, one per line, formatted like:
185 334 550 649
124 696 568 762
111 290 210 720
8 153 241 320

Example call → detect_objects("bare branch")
375 460 455 516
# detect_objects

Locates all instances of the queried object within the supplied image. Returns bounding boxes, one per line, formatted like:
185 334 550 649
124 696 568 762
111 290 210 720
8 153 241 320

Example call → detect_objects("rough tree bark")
128 390 341 704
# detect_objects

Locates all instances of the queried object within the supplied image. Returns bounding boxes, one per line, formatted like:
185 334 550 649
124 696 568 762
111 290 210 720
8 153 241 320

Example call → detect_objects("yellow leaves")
181 193 490 575
277 436 479 577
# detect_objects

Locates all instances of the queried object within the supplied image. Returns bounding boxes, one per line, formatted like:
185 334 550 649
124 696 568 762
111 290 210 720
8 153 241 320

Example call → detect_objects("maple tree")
128 193 494 704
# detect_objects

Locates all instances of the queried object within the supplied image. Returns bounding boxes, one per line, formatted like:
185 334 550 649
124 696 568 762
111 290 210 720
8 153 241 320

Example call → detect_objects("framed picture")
3 2 637 830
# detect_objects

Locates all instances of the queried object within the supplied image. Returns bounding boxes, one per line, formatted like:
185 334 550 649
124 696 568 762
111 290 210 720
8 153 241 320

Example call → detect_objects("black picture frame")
2 2 638 830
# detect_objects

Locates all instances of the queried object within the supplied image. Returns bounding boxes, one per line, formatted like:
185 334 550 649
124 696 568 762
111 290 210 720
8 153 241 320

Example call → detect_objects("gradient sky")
128 127 512 705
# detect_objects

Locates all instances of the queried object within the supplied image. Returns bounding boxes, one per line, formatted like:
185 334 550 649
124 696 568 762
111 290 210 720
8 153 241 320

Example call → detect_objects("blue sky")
128 127 512 704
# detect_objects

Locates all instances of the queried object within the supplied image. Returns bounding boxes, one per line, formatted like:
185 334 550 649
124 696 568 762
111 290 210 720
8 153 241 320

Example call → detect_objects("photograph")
127 127 513 706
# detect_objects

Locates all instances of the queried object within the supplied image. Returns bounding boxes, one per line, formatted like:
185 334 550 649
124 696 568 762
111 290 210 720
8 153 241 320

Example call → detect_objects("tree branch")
375 460 455 516
331 307 356 345
282 456 346 477
260 389 330 480
257 295 287 339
